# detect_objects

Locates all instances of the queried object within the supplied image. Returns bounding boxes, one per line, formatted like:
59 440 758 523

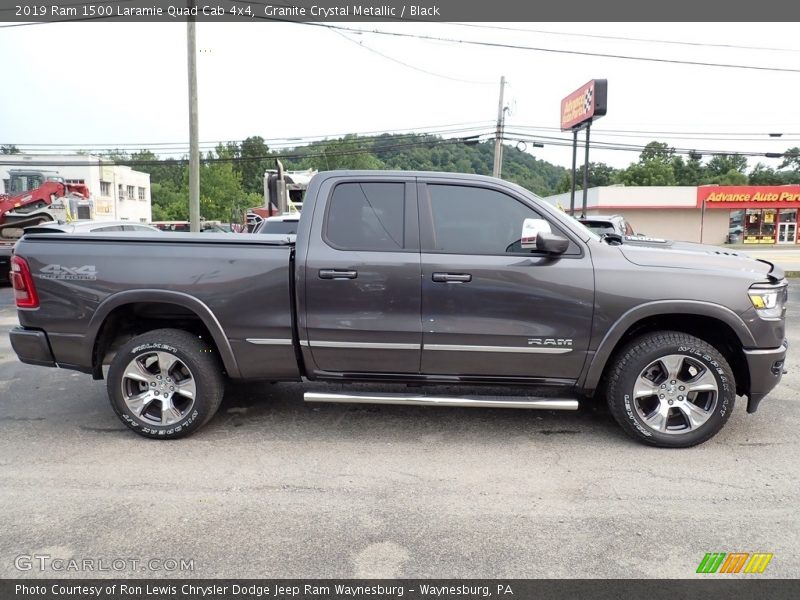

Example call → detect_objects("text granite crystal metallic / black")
8 171 788 447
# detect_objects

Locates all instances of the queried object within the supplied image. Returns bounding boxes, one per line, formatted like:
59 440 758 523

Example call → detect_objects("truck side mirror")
520 218 552 249
536 232 569 254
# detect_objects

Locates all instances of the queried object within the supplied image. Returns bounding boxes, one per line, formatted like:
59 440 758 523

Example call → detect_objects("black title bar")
2 0 800 23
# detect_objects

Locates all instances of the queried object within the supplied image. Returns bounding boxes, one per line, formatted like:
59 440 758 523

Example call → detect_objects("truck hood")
618 238 784 281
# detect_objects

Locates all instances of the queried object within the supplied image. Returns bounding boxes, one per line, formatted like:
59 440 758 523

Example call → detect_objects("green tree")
748 163 785 185
233 136 273 195
706 169 748 185
639 141 675 162
672 155 706 186
615 161 677 186
300 136 385 171
705 154 748 178
555 162 618 193
197 146 248 220
150 181 188 221
614 142 677 186
131 150 185 188
779 147 800 179
1 144 20 154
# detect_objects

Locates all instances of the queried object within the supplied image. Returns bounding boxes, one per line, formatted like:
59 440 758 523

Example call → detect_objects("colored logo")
696 552 773 574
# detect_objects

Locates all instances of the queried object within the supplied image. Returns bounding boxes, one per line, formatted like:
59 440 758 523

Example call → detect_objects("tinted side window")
93 225 124 232
425 184 542 255
326 182 405 251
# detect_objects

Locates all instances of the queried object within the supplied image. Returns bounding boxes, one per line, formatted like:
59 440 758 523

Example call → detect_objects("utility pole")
187 2 200 233
492 75 506 178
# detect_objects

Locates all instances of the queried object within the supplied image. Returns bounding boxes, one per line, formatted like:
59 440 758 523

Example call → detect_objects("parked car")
150 221 231 233
9 171 788 447
24 220 160 234
254 214 300 235
577 214 635 237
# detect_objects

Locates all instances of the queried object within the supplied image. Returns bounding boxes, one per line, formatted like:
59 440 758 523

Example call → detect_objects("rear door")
418 180 594 381
302 177 421 374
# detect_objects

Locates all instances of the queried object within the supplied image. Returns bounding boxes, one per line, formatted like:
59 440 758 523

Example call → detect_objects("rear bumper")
9 327 56 368
744 339 788 413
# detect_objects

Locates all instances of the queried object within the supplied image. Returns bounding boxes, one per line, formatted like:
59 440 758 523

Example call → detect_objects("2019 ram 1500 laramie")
9 171 789 447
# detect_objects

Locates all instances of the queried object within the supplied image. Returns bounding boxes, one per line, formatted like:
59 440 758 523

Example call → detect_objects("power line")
509 124 800 137
0 135 495 167
264 20 800 75
330 29 494 86
3 130 495 157
4 131 797 169
445 22 800 54
1 122 494 150
503 132 800 159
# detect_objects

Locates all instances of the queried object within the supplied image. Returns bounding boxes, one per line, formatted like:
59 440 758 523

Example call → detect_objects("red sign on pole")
560 79 607 131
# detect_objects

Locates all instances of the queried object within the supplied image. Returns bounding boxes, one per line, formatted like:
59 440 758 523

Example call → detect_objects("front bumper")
744 339 788 413
9 327 56 368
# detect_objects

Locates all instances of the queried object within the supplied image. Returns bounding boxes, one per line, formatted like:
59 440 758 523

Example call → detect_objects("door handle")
432 272 472 283
319 269 358 280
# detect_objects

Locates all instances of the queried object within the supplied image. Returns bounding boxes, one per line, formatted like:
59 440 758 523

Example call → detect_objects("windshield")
261 220 299 234
580 221 617 235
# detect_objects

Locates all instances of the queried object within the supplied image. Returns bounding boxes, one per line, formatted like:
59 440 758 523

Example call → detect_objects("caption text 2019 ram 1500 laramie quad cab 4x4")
9 171 789 447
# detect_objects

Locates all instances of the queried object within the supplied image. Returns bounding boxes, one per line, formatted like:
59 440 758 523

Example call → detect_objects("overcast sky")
2 21 800 171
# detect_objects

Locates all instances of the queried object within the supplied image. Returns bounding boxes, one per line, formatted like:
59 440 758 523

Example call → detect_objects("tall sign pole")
569 130 578 215
187 1 200 233
492 75 506 178
560 80 607 216
582 124 591 218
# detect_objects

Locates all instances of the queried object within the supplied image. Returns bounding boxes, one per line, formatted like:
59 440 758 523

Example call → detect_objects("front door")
418 181 594 381
303 178 422 374
778 222 797 244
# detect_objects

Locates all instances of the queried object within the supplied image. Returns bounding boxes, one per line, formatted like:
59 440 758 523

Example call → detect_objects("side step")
304 392 578 411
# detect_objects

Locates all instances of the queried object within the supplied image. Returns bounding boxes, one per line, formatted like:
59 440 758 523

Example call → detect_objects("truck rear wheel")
606 331 735 448
106 329 224 439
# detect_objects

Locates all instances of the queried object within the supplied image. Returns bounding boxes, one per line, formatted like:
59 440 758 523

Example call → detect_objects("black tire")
606 331 735 448
107 329 224 439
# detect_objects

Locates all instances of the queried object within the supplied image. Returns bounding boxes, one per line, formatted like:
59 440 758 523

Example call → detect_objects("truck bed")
14 232 299 380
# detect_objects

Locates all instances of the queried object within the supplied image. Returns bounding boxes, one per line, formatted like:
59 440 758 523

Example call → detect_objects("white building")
544 184 800 245
0 154 151 222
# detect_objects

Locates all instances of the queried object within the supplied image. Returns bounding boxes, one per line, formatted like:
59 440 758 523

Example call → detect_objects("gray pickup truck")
8 171 789 447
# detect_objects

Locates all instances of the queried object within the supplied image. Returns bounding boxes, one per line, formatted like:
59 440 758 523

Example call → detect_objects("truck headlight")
748 283 788 319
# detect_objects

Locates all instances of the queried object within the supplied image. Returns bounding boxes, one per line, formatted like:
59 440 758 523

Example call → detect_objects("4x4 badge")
39 264 97 281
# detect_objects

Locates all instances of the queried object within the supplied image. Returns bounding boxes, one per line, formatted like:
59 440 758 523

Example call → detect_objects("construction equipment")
246 161 316 232
1 169 93 232
0 170 94 282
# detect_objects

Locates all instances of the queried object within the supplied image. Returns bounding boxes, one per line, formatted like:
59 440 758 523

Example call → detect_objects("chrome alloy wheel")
632 354 718 435
120 351 197 426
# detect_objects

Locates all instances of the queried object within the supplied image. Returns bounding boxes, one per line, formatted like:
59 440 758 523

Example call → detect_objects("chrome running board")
304 392 578 410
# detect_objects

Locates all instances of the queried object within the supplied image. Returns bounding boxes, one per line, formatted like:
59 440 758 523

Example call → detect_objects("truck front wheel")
106 329 224 439
606 331 735 448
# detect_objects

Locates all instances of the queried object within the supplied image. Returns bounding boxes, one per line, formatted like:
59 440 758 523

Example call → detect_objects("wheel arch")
87 290 240 379
580 301 753 396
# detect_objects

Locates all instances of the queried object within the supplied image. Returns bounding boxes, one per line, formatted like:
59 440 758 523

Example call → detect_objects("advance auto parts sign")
697 185 800 209
560 79 607 131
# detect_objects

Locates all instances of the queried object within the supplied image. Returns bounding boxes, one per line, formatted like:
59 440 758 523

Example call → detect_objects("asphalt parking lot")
0 282 798 579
